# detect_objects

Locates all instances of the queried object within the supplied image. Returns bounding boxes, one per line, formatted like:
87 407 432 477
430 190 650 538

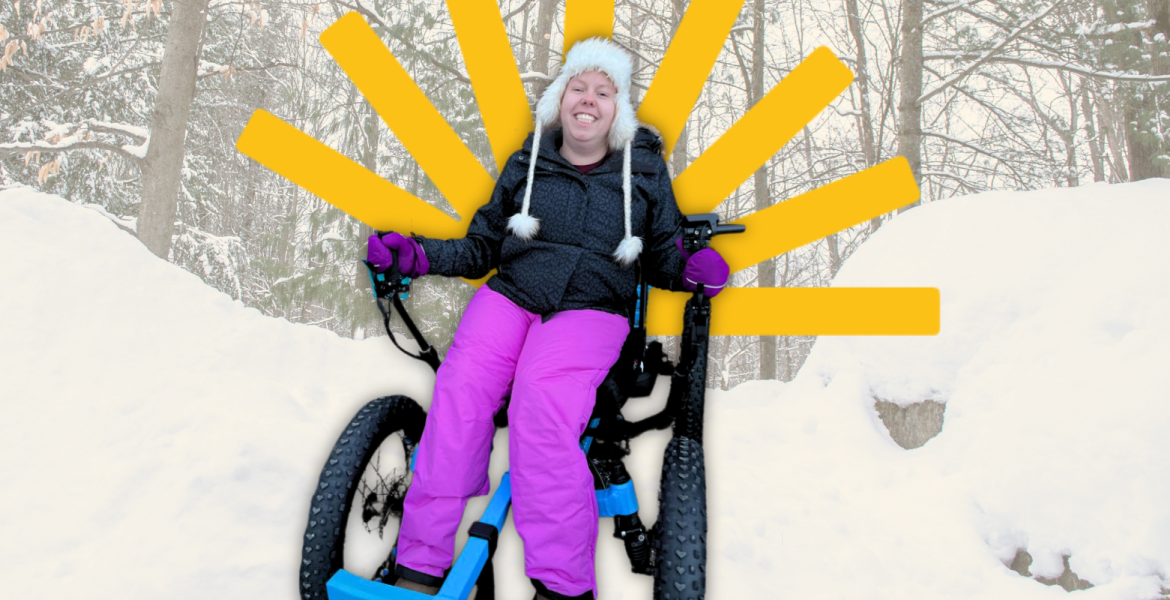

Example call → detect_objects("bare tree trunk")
749 0 777 380
671 122 690 175
1080 80 1106 183
826 233 842 278
1064 78 1080 187
1125 102 1161 180
630 11 647 105
896 0 923 211
530 0 558 102
355 97 378 288
844 0 879 236
1096 92 1130 182
669 0 690 175
519 2 531 73
845 0 877 169
1118 0 1170 180
138 0 211 259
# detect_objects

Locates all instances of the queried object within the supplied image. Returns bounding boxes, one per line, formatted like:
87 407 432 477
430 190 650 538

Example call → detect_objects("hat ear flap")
609 91 638 151
536 73 567 131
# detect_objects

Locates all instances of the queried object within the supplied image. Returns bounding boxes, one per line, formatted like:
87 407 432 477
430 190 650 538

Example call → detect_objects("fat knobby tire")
652 436 708 600
299 395 426 600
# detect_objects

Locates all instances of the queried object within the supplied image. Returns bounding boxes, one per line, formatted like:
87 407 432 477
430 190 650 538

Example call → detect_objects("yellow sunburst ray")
321 12 493 222
646 287 940 336
637 0 746 159
236 110 464 237
672 47 855 215
712 158 919 273
235 8 938 337
564 0 615 51
447 0 532 172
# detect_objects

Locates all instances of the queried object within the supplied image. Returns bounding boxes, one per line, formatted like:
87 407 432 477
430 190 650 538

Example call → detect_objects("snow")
122 139 149 159
83 202 137 232
0 187 435 600
89 119 149 141
519 70 554 81
1103 20 1156 34
4 180 1170 600
199 59 230 77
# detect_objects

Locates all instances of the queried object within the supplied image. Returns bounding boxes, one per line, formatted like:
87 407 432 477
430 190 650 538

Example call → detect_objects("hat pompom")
613 236 643 266
508 212 540 240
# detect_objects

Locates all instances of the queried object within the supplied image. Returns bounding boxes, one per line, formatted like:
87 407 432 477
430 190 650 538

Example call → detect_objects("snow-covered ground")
3 180 1169 600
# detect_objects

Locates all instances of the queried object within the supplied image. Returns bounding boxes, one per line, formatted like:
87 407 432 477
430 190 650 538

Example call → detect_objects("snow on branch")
1076 19 1157 37
86 120 148 142
519 71 553 81
0 138 131 160
924 52 1170 83
0 119 150 162
917 0 1066 105
83 203 138 234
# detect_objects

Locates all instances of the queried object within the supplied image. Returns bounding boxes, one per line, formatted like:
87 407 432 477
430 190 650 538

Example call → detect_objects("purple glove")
366 232 430 278
682 247 729 297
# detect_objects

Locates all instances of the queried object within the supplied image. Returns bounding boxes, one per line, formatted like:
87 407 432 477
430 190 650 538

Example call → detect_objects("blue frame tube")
327 434 642 599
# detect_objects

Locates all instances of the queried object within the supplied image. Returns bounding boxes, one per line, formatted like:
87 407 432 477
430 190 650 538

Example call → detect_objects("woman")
367 38 728 600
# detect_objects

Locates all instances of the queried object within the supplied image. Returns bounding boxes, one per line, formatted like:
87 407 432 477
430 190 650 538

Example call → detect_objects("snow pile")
705 179 1170 599
3 180 1169 600
0 188 435 600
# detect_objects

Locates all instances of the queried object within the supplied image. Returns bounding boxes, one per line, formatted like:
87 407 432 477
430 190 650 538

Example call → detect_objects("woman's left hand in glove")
681 246 729 297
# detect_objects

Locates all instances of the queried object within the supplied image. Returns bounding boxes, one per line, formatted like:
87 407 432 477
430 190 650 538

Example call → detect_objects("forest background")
1 0 1166 389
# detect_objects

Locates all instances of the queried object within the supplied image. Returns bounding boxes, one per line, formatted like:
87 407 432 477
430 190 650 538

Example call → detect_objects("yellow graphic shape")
713 159 918 274
645 288 940 336
236 111 463 238
564 0 615 51
236 5 940 337
447 0 532 172
321 13 493 221
672 47 854 214
638 0 747 158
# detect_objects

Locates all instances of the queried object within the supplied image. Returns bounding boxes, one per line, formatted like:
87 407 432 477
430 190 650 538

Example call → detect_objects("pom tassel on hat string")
508 119 543 240
612 143 642 265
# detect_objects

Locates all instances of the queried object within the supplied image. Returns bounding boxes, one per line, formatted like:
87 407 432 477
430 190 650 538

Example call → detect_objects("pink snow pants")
396 285 629 598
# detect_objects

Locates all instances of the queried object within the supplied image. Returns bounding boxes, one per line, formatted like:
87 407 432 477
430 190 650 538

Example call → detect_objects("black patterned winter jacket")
416 126 688 318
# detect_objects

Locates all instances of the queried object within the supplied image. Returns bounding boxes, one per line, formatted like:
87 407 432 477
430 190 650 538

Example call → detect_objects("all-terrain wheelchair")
299 215 742 600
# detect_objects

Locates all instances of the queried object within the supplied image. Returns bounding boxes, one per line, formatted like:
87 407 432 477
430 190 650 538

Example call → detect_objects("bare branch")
7 61 161 122
925 52 1170 82
922 129 1009 163
502 0 537 23
197 62 298 79
922 0 985 28
331 0 471 85
918 0 1066 105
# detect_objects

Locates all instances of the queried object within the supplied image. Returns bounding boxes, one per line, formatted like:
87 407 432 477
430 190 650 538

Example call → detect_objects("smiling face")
558 70 618 164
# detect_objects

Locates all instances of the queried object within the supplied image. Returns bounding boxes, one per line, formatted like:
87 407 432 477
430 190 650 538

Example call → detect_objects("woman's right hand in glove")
366 232 430 278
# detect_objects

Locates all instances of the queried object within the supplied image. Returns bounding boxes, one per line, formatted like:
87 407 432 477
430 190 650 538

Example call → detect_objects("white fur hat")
508 37 643 266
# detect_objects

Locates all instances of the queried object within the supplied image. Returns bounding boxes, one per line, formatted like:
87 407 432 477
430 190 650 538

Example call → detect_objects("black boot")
394 565 444 596
531 579 593 600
